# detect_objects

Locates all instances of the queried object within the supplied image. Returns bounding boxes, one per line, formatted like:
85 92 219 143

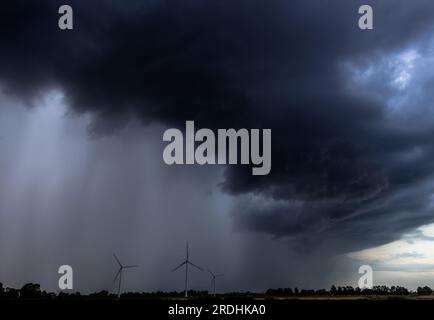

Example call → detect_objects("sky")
1 0 434 293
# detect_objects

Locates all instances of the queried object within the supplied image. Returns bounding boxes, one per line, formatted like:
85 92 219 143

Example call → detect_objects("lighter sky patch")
348 223 434 288
390 49 419 90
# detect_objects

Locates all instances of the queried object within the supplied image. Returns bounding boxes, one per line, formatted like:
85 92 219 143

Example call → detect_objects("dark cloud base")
1 0 434 257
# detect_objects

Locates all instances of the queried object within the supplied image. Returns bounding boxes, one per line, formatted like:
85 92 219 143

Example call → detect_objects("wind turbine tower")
208 269 224 297
172 242 203 297
113 253 138 298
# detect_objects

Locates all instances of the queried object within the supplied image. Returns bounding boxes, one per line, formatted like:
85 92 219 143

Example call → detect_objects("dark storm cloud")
2 0 434 255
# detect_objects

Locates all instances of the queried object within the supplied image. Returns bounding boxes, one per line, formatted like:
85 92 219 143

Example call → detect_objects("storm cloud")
1 0 434 291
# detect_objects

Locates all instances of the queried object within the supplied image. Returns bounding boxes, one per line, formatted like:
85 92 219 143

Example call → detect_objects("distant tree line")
1 282 433 300
266 285 434 296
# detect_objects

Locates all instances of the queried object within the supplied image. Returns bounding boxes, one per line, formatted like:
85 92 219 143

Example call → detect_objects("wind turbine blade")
188 261 203 271
186 242 189 261
207 269 215 277
171 261 186 272
124 265 139 269
113 269 121 283
113 254 122 267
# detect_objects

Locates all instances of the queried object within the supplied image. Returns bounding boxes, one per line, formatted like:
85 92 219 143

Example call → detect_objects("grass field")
257 295 434 300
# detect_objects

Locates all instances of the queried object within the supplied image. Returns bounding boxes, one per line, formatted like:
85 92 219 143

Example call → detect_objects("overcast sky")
1 0 434 293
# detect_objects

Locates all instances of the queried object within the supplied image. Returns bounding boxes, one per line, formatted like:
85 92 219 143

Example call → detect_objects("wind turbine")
208 269 224 297
172 242 203 297
113 254 138 298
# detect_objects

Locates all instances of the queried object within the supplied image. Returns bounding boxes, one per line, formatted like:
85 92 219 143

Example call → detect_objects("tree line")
1 282 433 299
266 285 433 296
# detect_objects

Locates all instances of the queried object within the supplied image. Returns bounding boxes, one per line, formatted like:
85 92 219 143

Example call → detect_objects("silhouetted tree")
20 283 41 299
390 286 409 295
315 289 327 296
330 285 337 295
4 288 19 299
417 286 433 295
89 290 110 298
283 288 293 295
344 286 355 295
300 289 315 296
